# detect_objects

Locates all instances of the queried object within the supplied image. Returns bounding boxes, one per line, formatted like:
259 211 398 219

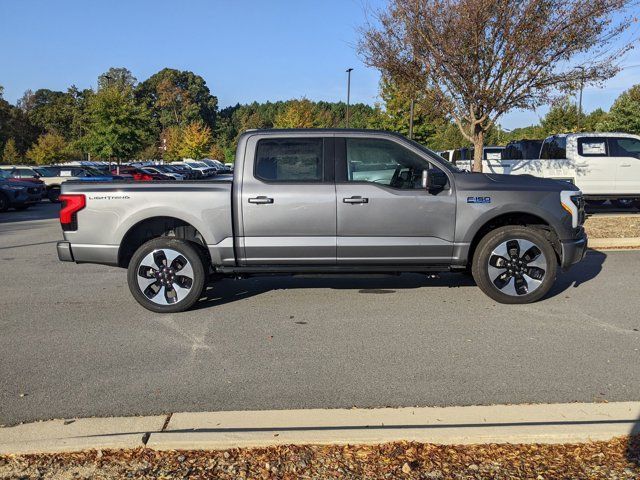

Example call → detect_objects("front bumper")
560 229 588 270
57 241 74 262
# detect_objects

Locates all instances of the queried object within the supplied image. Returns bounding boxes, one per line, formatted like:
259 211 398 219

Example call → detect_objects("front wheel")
472 226 557 304
127 238 206 313
47 187 61 203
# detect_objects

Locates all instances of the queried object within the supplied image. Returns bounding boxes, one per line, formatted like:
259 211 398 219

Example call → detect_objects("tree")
98 67 137 91
26 133 70 164
584 108 608 132
82 85 150 161
359 0 635 171
162 126 183 161
2 138 21 164
179 122 212 159
599 85 640 134
273 99 316 128
208 143 226 162
136 68 218 132
540 98 581 136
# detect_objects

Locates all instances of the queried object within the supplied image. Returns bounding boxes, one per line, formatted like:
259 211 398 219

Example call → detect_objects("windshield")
83 167 109 176
33 167 55 177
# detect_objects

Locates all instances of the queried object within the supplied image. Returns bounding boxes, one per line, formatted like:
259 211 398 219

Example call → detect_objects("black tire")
47 187 61 203
472 226 557 304
127 237 206 313
0 193 9 213
612 199 634 208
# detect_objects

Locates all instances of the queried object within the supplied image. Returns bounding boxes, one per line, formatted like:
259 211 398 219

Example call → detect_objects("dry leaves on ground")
0 436 639 479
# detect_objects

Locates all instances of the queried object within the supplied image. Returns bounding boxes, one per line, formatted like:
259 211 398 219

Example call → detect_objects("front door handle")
248 196 274 204
620 164 632 167
343 196 369 204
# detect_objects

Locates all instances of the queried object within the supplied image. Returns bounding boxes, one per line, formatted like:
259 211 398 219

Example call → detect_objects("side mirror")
423 169 449 191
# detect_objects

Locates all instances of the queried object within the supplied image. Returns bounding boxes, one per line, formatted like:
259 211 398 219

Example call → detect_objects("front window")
345 137 445 190
609 137 640 159
255 138 324 182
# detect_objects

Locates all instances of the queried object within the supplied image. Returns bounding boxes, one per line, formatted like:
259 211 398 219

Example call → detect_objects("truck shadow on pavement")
195 250 606 309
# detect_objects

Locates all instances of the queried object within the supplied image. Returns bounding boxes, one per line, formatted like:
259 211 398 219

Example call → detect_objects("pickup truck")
56 129 587 313
455 133 640 208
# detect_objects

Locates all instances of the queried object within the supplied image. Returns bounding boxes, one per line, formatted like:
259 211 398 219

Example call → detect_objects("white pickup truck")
456 133 640 207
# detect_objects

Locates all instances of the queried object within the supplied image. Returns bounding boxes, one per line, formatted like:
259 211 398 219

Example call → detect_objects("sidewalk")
2 402 639 455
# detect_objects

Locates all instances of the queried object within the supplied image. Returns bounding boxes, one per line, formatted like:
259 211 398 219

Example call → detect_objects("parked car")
201 158 232 174
110 166 172 181
0 165 110 202
174 160 216 177
57 129 587 312
141 166 184 180
0 170 43 211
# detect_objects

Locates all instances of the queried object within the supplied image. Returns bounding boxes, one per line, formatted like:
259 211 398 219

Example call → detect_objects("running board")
216 264 451 275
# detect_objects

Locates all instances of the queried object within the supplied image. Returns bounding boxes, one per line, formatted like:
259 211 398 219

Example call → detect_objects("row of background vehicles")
0 159 233 211
439 132 640 208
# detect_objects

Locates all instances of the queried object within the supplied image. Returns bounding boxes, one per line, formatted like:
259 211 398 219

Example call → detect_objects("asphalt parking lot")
1 203 639 426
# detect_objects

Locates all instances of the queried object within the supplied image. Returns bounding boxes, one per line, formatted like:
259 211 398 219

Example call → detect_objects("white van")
457 133 640 206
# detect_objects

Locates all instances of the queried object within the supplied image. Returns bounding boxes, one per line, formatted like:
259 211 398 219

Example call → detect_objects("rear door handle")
248 196 274 204
620 164 632 167
343 196 369 204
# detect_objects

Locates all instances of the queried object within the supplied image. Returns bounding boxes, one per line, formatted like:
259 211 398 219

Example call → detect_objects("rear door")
239 135 336 264
335 135 455 264
608 136 640 194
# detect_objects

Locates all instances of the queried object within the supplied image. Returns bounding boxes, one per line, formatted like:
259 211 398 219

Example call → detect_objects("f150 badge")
467 196 491 204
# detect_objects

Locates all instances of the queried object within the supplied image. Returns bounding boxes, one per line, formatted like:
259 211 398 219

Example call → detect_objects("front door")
240 136 336 264
335 136 456 264
608 136 640 194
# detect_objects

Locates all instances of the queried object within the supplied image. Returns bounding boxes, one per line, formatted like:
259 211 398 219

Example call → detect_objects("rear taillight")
59 194 86 231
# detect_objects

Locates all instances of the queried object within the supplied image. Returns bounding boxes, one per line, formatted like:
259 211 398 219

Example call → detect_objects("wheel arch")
466 211 561 267
118 216 209 268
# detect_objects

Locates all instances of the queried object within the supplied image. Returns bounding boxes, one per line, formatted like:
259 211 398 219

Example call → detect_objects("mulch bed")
1 436 639 479
585 216 640 239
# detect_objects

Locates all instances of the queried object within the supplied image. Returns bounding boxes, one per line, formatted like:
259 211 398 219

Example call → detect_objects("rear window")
255 138 323 182
540 136 567 159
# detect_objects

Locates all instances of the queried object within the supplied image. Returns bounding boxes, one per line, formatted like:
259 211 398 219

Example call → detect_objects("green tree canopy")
136 68 218 132
98 67 137 91
1 138 21 164
26 132 70 164
82 85 151 161
599 85 640 134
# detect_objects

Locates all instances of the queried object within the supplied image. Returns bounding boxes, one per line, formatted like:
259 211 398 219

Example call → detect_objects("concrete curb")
589 237 640 249
2 402 639 455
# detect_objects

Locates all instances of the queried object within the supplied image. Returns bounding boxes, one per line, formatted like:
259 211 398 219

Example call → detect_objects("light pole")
409 98 415 139
577 66 585 126
345 68 353 128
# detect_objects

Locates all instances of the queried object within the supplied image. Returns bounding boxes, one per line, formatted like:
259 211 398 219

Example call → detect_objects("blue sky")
1 0 639 129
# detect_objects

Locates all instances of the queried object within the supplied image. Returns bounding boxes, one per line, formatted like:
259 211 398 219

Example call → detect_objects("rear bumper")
560 230 588 270
57 241 74 262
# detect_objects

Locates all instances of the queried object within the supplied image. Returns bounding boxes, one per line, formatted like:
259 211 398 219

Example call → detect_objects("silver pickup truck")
57 129 587 312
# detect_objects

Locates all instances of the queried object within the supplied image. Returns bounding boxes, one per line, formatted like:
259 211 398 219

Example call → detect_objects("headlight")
560 190 584 228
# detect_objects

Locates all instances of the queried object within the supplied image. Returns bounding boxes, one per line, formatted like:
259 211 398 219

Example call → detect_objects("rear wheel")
472 226 557 304
0 193 9 213
127 237 206 313
47 187 61 203
612 198 634 208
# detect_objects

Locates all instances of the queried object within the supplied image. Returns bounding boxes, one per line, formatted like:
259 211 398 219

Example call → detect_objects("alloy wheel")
487 238 547 296
136 248 194 305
